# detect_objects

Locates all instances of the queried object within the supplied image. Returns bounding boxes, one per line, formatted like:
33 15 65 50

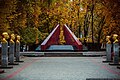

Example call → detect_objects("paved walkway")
0 57 120 80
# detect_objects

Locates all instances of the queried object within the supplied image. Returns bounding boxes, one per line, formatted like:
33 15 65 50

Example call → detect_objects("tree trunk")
91 2 94 44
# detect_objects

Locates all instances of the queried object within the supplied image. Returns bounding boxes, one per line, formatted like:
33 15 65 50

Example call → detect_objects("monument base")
0 65 13 69
0 69 4 73
109 63 120 66
117 66 120 69
8 62 19 65
102 61 112 63
47 45 74 51
15 61 24 63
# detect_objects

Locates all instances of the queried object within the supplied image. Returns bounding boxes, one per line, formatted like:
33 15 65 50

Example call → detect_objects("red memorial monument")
41 24 82 51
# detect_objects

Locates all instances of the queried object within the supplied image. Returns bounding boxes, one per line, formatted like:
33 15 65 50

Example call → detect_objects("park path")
0 57 120 80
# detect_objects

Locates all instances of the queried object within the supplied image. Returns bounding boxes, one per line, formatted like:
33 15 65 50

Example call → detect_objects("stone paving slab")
0 57 120 80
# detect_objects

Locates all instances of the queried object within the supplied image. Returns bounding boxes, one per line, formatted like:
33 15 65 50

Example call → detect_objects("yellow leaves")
34 20 38 26
41 20 46 24
33 5 41 16
21 19 27 28
29 7 34 13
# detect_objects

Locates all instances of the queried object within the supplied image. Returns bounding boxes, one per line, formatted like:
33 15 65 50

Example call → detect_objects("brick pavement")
0 57 120 80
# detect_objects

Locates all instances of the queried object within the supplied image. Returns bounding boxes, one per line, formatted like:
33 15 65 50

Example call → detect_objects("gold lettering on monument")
59 26 66 45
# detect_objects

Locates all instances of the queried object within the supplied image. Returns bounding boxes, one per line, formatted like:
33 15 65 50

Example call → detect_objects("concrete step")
44 52 82 57
20 51 106 57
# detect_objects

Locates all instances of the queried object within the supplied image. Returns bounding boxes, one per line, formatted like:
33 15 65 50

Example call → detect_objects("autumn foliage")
0 0 119 44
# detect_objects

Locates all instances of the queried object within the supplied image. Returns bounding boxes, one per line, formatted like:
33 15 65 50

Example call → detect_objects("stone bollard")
103 44 112 62
15 35 23 62
113 43 119 64
0 47 1 65
103 36 112 63
109 34 120 65
8 34 19 65
0 44 4 73
117 45 120 69
0 32 13 69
